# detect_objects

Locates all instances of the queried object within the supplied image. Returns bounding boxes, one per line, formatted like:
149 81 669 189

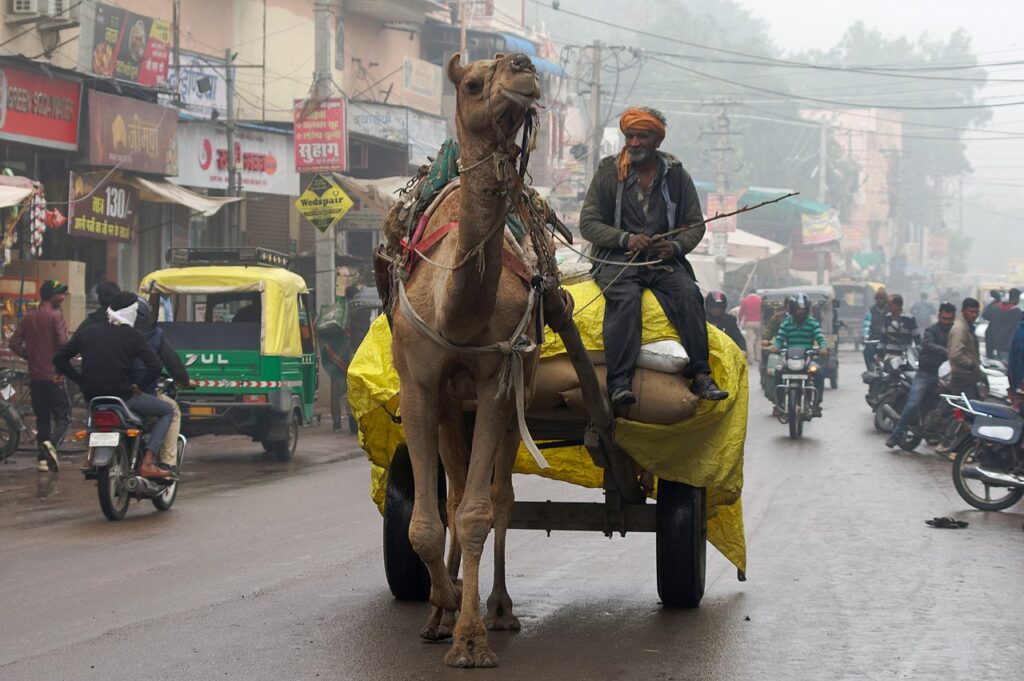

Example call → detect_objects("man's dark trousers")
595 261 710 394
29 379 70 450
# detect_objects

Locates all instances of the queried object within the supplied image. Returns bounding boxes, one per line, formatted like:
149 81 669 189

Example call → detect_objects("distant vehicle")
832 280 884 351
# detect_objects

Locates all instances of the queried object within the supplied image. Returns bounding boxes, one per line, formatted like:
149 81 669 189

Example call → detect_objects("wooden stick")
652 191 800 242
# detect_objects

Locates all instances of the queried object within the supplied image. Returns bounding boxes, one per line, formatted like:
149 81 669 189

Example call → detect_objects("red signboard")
0 64 82 151
705 192 737 233
294 98 347 173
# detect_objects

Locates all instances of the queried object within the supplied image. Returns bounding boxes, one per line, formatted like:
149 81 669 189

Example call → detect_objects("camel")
389 52 545 668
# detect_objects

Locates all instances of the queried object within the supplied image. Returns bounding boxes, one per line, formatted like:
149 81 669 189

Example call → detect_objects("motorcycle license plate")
782 374 807 380
89 432 120 447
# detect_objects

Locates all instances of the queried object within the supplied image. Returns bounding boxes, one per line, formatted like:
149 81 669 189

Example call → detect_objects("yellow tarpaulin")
347 280 748 573
139 265 308 357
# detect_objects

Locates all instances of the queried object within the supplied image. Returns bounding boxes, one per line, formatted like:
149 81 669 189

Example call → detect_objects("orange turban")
617 107 667 180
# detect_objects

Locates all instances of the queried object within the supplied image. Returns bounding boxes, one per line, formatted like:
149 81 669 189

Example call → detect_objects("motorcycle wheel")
898 428 923 452
98 445 131 521
873 399 898 433
788 390 803 439
0 410 19 463
152 438 184 512
952 439 1024 512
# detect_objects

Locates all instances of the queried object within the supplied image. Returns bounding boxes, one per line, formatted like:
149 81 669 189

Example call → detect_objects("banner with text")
87 91 178 175
83 2 171 86
294 98 347 173
67 170 138 243
0 63 82 151
172 121 298 196
800 209 842 246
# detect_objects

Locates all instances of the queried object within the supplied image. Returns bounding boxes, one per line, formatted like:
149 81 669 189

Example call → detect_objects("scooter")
78 379 186 521
773 348 821 439
943 392 1024 512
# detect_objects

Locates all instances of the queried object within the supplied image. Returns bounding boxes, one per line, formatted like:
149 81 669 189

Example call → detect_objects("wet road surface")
1 351 1021 680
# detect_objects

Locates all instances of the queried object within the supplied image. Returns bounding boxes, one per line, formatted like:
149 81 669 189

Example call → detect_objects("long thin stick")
651 191 800 242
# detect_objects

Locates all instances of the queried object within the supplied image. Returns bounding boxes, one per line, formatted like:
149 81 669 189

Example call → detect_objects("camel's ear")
447 53 466 86
494 52 506 60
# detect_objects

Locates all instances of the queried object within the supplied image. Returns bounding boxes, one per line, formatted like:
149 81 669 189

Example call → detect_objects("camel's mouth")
501 88 539 108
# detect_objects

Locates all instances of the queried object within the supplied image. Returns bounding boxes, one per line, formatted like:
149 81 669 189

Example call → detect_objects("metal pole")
459 0 468 60
225 48 238 247
816 122 828 284
313 0 336 311
588 40 602 182
172 0 180 105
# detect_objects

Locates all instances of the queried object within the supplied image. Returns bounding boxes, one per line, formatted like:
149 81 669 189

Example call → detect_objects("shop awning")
496 32 567 77
129 177 242 216
740 186 831 215
0 184 33 209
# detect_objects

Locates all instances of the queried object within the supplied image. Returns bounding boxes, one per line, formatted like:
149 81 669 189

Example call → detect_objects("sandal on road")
925 517 969 529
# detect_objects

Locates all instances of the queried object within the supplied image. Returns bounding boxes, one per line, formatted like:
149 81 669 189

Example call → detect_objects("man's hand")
652 240 675 260
627 234 652 252
131 384 142 396
818 348 830 359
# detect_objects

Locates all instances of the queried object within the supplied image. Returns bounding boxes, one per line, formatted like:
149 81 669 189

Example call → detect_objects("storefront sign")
294 98 347 172
296 174 352 233
801 210 842 246
705 193 737 233
67 170 138 243
162 51 227 117
408 111 447 166
172 121 298 196
87 91 178 175
0 64 82 151
84 2 171 86
402 57 443 116
349 102 447 167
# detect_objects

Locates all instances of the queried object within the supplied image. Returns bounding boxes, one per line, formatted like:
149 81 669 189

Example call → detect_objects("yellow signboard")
295 174 353 232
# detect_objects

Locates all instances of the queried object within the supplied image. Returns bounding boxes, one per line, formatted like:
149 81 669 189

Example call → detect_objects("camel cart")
348 280 748 609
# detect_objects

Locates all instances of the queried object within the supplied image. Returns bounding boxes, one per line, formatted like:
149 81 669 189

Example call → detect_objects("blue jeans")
127 392 174 457
892 373 938 438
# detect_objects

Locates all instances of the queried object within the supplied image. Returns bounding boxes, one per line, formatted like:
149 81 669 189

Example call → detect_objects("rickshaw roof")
758 285 836 303
139 265 308 297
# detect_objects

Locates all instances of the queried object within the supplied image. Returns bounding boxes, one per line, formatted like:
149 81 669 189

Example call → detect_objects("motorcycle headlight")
786 357 806 371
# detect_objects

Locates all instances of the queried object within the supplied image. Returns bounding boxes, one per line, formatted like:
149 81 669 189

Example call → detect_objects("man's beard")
627 147 652 163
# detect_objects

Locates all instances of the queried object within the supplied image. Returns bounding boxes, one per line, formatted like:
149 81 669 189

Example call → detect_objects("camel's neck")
439 135 513 343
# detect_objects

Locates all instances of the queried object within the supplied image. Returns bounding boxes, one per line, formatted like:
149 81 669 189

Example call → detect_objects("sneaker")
41 441 59 472
37 459 51 472
609 387 637 408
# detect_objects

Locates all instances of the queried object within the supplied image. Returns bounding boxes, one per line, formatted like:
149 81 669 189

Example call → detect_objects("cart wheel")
656 480 706 608
383 445 447 601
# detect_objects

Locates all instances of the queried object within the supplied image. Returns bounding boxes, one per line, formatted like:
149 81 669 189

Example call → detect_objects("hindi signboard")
402 57 443 116
294 98 347 173
162 51 228 117
705 193 738 233
295 174 353 233
86 91 178 175
67 171 138 243
84 2 171 86
172 121 298 196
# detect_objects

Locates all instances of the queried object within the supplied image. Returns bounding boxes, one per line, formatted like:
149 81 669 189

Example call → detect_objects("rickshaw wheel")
383 445 447 601
268 410 300 462
656 480 706 608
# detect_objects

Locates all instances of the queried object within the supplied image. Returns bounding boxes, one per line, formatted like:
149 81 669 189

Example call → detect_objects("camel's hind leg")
400 382 459 614
486 426 521 631
421 409 467 641
444 387 510 669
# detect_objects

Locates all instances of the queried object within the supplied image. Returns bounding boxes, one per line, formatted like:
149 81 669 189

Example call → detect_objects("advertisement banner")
294 98 347 173
87 91 178 175
842 224 866 253
161 51 228 118
0 64 82 151
86 2 171 86
171 121 298 196
800 209 842 246
67 170 138 243
402 57 443 116
705 193 738 233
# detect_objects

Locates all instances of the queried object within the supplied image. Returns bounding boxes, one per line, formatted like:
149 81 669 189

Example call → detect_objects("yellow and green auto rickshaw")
139 248 318 460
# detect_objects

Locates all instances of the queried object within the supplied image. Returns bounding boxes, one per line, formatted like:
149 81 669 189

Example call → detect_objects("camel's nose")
510 53 535 73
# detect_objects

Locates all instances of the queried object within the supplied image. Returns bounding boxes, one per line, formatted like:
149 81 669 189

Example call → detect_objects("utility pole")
313 0 336 312
704 98 738 290
172 0 181 105
816 121 829 284
459 0 468 59
587 40 602 183
225 48 239 247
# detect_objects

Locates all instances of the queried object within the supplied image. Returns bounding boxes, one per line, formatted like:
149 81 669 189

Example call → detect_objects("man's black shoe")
609 387 637 407
884 434 898 448
692 376 728 401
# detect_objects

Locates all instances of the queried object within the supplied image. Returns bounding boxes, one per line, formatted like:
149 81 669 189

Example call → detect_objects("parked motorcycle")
0 368 28 463
79 380 186 521
773 348 821 439
865 348 917 418
943 392 1024 512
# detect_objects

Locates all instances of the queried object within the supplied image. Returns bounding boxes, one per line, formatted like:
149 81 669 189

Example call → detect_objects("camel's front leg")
400 383 459 614
486 427 521 631
445 388 511 669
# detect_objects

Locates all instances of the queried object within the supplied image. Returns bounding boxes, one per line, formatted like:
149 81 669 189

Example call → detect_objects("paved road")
1 352 1021 680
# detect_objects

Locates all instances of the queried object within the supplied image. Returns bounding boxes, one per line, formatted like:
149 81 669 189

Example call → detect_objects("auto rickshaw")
759 285 840 394
139 248 318 461
833 280 884 350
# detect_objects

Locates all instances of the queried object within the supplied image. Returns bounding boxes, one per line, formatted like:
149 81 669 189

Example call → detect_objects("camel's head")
447 52 540 145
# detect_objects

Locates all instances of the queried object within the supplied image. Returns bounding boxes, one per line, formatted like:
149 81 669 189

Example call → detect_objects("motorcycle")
773 348 821 439
943 392 1024 512
79 379 186 521
865 348 916 417
0 368 29 463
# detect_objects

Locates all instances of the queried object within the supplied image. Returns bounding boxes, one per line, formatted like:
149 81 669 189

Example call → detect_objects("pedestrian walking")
738 291 762 363
8 279 71 472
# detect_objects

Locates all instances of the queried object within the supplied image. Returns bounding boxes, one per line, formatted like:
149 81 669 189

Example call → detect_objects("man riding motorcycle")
770 293 829 415
705 290 747 353
885 301 956 449
875 293 921 363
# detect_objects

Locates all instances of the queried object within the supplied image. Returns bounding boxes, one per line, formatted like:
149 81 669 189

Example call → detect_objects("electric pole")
459 0 468 59
815 121 829 284
172 0 180 105
703 98 738 290
225 48 238 247
313 0 336 311
587 40 602 183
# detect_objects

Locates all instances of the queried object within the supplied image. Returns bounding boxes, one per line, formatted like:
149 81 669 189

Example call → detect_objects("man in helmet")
705 291 746 353
580 106 728 407
770 293 829 414
875 294 921 362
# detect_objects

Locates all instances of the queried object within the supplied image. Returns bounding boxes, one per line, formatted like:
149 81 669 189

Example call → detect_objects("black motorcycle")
80 380 186 521
773 348 821 439
865 349 916 416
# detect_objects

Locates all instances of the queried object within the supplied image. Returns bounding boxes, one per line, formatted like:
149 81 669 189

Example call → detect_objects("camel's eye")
465 79 483 95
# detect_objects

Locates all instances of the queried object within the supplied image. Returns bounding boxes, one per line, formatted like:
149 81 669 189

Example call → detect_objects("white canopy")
131 176 242 216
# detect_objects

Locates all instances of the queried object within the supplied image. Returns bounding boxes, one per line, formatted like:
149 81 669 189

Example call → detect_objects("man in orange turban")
579 106 728 406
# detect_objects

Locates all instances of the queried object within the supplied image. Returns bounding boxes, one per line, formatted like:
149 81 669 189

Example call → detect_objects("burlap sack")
530 356 583 409
559 366 698 425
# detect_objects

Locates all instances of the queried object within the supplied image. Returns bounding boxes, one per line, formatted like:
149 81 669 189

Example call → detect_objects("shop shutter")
244 194 291 254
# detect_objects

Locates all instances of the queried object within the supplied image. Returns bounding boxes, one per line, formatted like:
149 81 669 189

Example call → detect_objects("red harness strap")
401 221 533 287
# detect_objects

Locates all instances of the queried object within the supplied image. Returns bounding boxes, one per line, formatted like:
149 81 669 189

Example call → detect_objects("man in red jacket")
9 279 70 472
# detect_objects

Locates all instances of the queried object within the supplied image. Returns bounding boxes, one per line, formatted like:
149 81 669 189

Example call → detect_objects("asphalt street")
0 351 1021 680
